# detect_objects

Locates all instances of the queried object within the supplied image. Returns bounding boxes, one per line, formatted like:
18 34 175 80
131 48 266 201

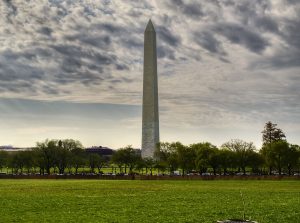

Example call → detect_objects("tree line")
0 121 299 176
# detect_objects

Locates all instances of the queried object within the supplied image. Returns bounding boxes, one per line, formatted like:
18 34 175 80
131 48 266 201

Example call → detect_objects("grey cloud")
156 26 180 47
271 50 300 68
251 16 300 69
214 23 269 53
286 0 300 4
0 54 44 82
61 57 82 73
157 45 175 60
121 37 143 50
1 50 37 61
38 27 53 36
0 50 46 94
42 85 59 95
93 23 126 35
3 0 18 22
194 31 225 55
54 71 102 87
0 80 37 94
80 36 111 48
115 64 129 71
51 44 116 66
252 48 300 69
110 77 133 84
165 0 204 19
233 0 271 24
254 16 279 33
281 18 300 50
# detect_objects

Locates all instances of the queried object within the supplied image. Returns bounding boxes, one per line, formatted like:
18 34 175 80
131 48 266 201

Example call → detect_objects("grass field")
0 180 299 223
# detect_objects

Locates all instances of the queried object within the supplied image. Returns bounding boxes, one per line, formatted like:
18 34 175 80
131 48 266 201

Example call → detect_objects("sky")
0 0 299 149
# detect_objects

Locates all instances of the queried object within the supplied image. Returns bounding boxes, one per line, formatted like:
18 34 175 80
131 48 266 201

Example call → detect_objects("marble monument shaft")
141 20 159 158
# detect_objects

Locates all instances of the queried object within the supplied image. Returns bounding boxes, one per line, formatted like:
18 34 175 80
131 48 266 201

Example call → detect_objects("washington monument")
141 20 159 158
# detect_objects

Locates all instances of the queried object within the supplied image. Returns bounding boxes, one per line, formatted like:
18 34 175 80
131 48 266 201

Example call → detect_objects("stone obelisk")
141 19 159 158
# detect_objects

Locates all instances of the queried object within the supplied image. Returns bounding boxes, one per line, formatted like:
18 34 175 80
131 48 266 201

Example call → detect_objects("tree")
191 142 218 175
247 150 264 174
262 121 286 146
284 144 299 175
143 157 156 175
88 153 105 173
0 151 8 172
55 139 83 174
10 152 25 174
221 139 256 174
111 149 125 173
36 139 58 175
295 145 300 174
35 139 84 175
156 142 179 175
261 140 295 175
22 151 35 174
54 145 71 174
175 142 194 176
59 139 83 151
112 146 141 174
218 149 236 175
70 147 87 174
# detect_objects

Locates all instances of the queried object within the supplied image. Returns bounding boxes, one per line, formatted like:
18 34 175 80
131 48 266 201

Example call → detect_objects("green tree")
156 142 179 175
56 139 83 174
111 149 125 173
59 139 83 151
8 151 33 174
22 150 34 174
88 153 105 173
55 144 71 174
35 139 61 174
175 142 194 176
191 142 219 175
218 149 236 175
143 157 156 175
112 146 141 174
70 147 87 174
221 139 256 174
247 150 264 174
262 121 286 146
0 151 8 172
10 152 25 174
283 144 299 175
261 140 291 175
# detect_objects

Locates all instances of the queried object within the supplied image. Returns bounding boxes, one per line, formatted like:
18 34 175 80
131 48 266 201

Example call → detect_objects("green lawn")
0 180 299 223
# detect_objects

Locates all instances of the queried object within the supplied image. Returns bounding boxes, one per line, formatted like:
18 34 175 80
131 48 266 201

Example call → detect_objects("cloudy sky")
0 0 299 149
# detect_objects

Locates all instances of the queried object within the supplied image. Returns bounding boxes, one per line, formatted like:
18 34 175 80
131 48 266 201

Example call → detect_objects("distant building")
85 146 115 158
0 146 32 152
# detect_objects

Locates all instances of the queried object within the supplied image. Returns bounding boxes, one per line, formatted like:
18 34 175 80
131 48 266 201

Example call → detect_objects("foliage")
218 149 235 174
221 139 256 174
0 151 8 172
112 146 141 174
88 153 106 173
191 142 218 174
2 129 300 175
260 140 300 175
262 121 286 145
